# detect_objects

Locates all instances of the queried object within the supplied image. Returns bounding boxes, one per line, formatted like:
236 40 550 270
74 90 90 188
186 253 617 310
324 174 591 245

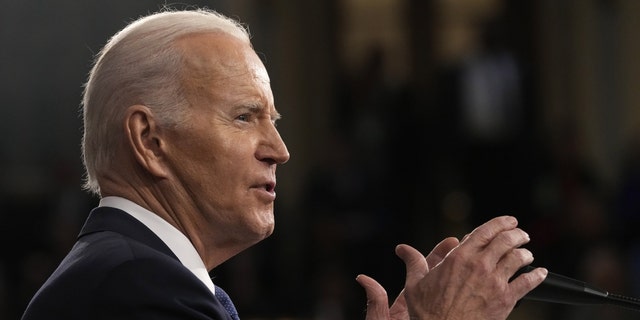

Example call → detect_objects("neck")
99 177 244 270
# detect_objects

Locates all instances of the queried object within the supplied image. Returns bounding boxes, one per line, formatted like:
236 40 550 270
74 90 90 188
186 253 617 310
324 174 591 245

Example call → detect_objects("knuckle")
474 228 495 245
498 228 526 247
516 248 533 262
445 248 464 264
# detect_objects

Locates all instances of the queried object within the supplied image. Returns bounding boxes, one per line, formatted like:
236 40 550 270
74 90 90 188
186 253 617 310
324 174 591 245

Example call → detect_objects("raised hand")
357 216 548 320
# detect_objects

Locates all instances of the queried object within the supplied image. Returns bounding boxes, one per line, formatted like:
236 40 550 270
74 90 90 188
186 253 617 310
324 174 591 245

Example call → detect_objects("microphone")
514 265 640 312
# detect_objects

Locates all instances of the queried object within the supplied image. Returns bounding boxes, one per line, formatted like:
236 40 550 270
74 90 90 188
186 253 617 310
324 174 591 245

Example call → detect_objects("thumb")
356 274 390 320
395 244 428 289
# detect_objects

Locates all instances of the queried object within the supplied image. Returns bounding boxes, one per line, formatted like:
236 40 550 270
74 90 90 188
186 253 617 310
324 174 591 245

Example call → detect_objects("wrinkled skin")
357 216 548 320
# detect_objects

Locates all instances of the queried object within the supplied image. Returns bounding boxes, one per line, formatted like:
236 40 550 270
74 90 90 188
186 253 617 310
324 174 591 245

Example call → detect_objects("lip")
250 180 276 202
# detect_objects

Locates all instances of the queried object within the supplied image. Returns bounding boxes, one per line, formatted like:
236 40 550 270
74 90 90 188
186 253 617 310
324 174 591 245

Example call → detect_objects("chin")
240 229 273 252
257 222 275 239
264 224 275 237
242 220 274 244
257 211 275 234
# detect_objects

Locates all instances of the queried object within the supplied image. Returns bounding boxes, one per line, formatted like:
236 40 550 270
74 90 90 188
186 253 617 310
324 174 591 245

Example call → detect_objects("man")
21 8 547 320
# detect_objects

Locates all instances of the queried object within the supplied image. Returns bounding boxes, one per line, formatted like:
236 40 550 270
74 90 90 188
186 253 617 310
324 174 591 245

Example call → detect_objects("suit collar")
78 206 178 260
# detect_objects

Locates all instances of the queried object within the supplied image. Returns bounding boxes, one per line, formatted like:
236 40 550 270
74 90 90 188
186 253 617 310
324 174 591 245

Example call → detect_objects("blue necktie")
215 285 239 320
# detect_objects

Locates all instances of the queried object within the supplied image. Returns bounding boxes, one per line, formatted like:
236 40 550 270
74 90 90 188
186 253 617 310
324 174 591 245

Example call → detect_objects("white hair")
81 8 251 195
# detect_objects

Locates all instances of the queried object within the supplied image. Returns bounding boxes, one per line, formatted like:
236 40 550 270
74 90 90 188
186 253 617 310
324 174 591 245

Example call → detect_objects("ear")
124 105 169 178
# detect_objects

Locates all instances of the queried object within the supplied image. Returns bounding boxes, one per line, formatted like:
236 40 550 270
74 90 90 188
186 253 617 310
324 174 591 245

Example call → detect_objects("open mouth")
264 182 275 193
251 181 276 193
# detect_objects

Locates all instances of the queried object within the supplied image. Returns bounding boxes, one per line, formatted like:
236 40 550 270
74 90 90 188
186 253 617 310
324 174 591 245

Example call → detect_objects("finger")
425 237 459 269
509 267 548 300
356 274 390 320
483 228 531 265
395 244 428 289
497 248 534 278
461 215 518 249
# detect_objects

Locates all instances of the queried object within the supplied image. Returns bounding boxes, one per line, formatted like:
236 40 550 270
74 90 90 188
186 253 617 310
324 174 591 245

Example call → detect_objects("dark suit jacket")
21 206 233 320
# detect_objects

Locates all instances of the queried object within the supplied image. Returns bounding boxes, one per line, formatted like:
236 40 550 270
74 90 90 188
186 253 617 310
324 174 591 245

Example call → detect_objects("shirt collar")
99 196 215 294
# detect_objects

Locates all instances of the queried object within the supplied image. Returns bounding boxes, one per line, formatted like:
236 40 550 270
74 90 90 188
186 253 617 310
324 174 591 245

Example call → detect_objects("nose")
257 125 290 165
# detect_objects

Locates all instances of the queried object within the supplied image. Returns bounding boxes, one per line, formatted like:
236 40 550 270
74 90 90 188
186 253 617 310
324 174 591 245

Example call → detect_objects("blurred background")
2 0 640 319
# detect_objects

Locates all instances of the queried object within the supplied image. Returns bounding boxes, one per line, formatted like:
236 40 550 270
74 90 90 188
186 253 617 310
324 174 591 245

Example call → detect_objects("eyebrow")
272 111 282 121
243 103 282 121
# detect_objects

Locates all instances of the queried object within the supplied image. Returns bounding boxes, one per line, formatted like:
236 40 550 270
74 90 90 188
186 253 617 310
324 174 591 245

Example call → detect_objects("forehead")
175 32 274 111
177 32 269 86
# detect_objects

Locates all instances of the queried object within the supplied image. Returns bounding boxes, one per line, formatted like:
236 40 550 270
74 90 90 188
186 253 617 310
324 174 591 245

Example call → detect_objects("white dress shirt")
99 196 216 294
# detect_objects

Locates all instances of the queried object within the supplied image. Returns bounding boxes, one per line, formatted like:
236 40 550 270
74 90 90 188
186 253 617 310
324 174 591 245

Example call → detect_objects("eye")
236 113 252 122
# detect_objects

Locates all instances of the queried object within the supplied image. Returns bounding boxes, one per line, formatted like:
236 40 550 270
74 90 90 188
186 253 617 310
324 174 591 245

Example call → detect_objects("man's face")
164 32 289 247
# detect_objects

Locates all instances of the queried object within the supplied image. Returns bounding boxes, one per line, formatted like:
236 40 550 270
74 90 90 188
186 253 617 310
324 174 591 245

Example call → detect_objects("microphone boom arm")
514 265 640 312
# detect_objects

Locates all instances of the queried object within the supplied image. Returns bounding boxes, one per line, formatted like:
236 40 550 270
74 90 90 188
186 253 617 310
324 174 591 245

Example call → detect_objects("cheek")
174 133 232 174
187 144 249 196
168 139 227 195
168 126 257 194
